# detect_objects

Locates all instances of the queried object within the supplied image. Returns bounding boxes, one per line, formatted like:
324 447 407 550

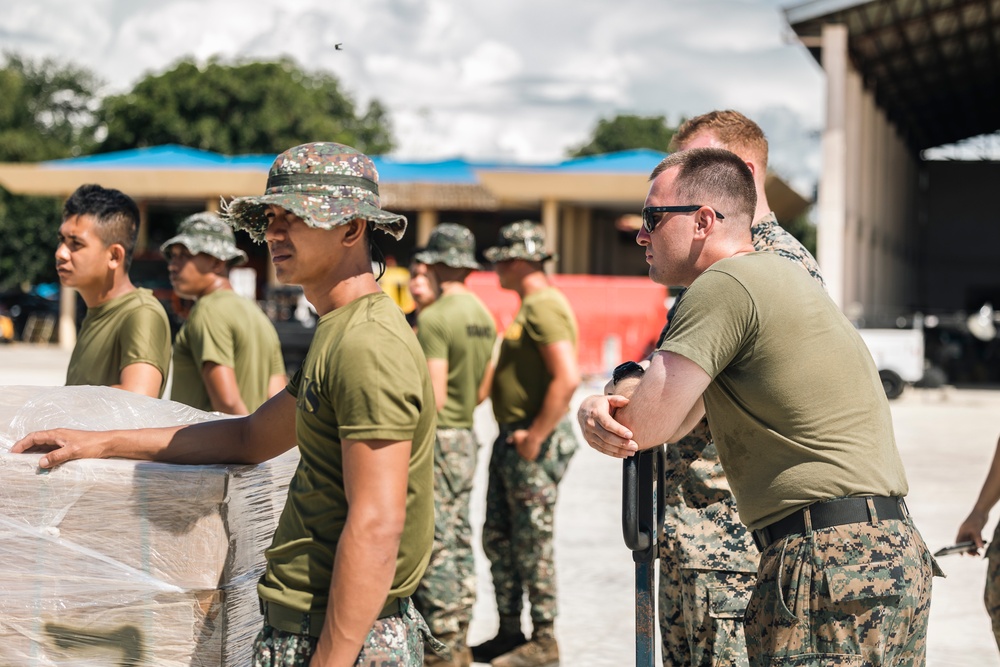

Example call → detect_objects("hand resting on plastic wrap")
5 385 297 468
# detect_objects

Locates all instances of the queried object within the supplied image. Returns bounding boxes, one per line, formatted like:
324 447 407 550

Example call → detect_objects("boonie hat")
413 223 481 270
160 212 248 265
483 220 555 263
222 142 407 242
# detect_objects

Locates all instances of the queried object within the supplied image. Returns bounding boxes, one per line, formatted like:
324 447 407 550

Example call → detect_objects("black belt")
752 496 907 552
260 597 404 638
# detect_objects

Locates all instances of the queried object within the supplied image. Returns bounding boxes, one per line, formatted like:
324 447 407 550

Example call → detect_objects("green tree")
0 53 101 289
570 114 678 157
99 58 394 155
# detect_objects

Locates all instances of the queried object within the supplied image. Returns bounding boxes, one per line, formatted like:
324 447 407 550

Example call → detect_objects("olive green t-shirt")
417 291 496 428
258 292 435 614
66 288 171 397
660 253 908 530
491 287 577 424
171 289 285 412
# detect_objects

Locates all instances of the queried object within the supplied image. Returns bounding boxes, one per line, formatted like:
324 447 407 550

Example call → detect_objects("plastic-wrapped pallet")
0 386 299 666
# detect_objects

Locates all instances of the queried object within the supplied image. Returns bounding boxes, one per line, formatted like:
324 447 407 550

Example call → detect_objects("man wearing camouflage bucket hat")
16 143 440 667
410 224 497 667
473 220 580 667
161 212 286 415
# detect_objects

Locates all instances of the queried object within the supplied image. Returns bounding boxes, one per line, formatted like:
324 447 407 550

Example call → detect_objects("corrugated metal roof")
785 0 1000 150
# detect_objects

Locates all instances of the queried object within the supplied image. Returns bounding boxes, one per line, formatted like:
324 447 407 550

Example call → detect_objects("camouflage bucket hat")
413 223 481 270
221 142 407 242
483 220 555 263
160 212 248 265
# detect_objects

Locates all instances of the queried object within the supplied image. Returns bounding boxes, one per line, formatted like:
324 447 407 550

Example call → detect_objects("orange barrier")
466 272 667 377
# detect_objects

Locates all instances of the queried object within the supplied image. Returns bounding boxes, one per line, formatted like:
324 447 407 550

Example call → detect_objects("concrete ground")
2 343 999 666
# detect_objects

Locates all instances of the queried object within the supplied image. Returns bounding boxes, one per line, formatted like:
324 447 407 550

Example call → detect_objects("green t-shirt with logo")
491 286 577 424
417 291 496 429
66 288 171 397
170 289 285 412
659 253 908 531
259 292 435 614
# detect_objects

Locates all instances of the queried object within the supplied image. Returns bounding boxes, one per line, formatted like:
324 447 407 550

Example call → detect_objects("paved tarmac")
2 342 999 666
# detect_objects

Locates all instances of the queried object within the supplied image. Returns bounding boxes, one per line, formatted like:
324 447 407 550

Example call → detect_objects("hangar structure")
786 0 1000 321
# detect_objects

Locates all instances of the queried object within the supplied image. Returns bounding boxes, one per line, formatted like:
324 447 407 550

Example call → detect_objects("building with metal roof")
785 0 1000 323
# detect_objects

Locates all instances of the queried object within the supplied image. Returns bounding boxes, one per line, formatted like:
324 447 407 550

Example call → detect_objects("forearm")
529 377 577 443
203 364 250 415
312 518 400 666
106 419 253 464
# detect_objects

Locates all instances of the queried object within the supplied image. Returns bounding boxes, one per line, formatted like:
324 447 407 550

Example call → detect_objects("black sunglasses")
641 205 725 234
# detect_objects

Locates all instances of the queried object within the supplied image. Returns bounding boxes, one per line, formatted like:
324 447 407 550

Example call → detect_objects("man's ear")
108 243 126 270
341 218 368 247
694 208 716 239
744 159 756 178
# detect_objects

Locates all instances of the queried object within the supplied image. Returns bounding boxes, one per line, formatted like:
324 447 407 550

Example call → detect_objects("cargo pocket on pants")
771 656 872 666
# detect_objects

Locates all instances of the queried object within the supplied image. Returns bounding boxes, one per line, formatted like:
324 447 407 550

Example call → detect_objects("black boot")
469 617 527 663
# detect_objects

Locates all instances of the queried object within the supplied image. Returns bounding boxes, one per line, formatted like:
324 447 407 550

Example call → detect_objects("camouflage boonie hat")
483 220 555 263
221 142 407 242
413 223 481 270
160 212 248 265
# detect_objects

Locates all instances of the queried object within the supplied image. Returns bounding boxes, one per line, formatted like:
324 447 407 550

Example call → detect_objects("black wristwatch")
612 360 645 384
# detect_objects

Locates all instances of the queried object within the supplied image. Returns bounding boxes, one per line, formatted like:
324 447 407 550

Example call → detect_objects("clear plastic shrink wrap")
0 386 299 666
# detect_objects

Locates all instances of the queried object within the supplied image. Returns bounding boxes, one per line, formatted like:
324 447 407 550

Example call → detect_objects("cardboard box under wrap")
0 386 299 666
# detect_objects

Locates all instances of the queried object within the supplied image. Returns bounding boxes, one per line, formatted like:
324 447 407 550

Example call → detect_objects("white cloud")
0 0 826 189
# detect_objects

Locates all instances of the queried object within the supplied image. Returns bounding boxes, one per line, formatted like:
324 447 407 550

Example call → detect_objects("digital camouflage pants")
658 431 758 667
251 598 427 667
984 522 1000 651
482 419 577 626
413 428 479 648
744 517 939 666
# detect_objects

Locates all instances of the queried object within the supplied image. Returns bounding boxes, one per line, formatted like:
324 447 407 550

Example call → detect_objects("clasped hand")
577 394 639 459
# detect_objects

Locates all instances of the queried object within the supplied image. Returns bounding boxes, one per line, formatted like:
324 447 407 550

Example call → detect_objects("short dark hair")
649 148 757 227
63 184 140 270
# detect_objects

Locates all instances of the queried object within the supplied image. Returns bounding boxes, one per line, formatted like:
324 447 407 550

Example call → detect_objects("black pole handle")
622 447 664 562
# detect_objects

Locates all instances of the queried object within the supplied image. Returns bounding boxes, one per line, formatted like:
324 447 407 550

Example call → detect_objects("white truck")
856 328 926 399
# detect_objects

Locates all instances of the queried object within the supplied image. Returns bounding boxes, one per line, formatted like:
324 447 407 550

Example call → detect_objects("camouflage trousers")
482 419 578 625
744 517 938 666
414 428 479 645
251 598 426 666
658 437 758 667
659 502 755 667
983 522 1000 651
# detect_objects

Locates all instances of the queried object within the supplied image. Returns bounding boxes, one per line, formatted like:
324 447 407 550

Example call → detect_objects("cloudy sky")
1 0 828 193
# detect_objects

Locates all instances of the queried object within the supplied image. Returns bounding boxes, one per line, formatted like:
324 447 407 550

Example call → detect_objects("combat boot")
490 622 558 667
425 631 472 667
469 616 527 663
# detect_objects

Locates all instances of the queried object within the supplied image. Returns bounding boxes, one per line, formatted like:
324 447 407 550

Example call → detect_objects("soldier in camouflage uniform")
472 221 580 667
580 147 939 666
16 142 443 667
955 433 1000 652
655 111 826 667
411 224 497 667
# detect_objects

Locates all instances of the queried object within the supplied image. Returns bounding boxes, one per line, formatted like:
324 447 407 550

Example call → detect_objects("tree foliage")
0 54 101 289
570 114 678 157
99 58 394 155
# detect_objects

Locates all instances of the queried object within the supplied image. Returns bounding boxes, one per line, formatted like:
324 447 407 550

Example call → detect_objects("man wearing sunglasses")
579 147 936 667
641 110 828 667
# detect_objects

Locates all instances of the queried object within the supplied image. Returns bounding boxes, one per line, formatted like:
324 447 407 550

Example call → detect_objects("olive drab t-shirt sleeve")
416 304 450 361
117 303 171 375
522 296 576 346
187 309 237 370
333 325 425 442
658 271 757 379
